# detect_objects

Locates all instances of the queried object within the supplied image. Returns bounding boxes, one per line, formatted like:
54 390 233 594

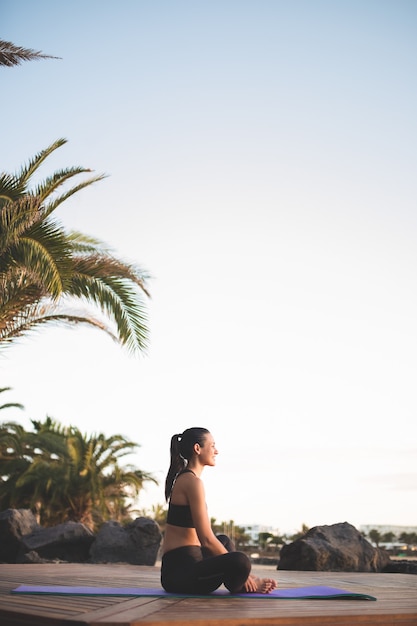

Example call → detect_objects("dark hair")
164 427 209 500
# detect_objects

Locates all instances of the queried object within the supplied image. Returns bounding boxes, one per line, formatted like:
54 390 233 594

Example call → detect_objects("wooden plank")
0 563 415 626
80 598 183 625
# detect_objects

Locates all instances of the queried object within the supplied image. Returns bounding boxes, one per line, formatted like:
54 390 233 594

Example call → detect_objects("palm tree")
0 138 150 353
369 529 382 547
0 39 58 67
0 418 68 520
0 417 156 529
58 425 155 528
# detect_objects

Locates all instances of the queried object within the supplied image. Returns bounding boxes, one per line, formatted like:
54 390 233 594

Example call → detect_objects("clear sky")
1 0 416 535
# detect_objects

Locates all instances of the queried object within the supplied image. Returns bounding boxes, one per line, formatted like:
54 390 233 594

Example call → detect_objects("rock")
278 522 390 572
0 509 162 565
17 550 53 564
0 509 40 563
18 521 95 562
382 560 417 575
90 517 162 565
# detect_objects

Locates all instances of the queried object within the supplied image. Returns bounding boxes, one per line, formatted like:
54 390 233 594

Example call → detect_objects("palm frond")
0 196 41 254
0 300 118 344
67 232 111 254
40 173 108 218
71 249 151 296
18 138 68 184
5 313 117 343
0 172 26 204
0 274 45 335
13 237 66 298
0 39 60 67
70 274 149 353
0 402 24 411
0 140 150 354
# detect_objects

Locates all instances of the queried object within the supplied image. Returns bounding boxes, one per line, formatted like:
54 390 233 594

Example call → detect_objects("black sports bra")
166 469 196 528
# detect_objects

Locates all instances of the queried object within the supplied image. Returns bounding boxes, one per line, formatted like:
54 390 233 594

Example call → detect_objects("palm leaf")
0 304 118 344
0 172 27 204
18 138 68 184
70 274 149 352
41 174 109 218
0 39 59 67
0 140 150 353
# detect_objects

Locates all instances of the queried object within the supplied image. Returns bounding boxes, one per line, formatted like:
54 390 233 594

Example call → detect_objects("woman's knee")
237 551 251 568
229 551 251 576
222 551 251 593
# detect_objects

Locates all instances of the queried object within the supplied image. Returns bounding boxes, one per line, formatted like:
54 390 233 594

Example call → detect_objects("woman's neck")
186 461 203 477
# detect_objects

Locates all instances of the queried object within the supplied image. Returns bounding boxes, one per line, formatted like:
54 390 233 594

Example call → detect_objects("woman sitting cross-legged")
160 427 277 595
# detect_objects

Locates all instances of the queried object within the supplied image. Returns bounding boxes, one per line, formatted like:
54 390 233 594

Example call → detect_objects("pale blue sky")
1 0 416 533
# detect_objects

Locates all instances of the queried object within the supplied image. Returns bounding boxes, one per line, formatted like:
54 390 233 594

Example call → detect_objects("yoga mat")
12 584 376 601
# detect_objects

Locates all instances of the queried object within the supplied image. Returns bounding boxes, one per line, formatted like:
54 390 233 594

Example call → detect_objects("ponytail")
164 427 209 500
164 434 185 501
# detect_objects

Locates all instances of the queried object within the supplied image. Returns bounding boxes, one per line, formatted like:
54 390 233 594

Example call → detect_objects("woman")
160 427 277 595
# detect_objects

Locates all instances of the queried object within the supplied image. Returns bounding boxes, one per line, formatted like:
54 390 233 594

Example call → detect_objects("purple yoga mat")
11 584 376 600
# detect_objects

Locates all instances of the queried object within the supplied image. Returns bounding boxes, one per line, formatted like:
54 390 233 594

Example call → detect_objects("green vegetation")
0 138 150 353
0 413 156 530
365 528 417 555
0 39 155 533
368 528 382 547
397 532 417 548
211 519 251 549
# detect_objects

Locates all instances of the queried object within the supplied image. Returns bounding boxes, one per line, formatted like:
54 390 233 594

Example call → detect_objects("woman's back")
162 470 201 555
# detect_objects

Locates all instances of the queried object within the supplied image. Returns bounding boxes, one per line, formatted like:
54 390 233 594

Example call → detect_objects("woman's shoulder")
171 469 202 504
175 469 202 493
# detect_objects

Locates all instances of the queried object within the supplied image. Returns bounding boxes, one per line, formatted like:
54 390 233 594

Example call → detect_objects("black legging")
161 535 251 595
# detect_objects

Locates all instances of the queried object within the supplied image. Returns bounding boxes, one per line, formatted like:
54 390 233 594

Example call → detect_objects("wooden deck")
0 563 416 626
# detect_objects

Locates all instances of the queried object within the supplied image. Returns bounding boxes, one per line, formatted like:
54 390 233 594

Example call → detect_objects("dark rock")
90 517 162 565
18 521 95 562
382 560 417 575
17 550 54 564
251 556 279 566
1 509 162 565
278 522 390 572
0 509 40 563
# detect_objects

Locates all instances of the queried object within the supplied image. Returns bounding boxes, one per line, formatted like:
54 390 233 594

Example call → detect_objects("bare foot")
244 575 277 594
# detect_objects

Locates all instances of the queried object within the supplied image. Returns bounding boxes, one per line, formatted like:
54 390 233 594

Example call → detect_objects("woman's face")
199 432 218 466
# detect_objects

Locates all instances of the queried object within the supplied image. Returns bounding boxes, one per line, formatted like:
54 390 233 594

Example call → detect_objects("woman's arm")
188 477 228 555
